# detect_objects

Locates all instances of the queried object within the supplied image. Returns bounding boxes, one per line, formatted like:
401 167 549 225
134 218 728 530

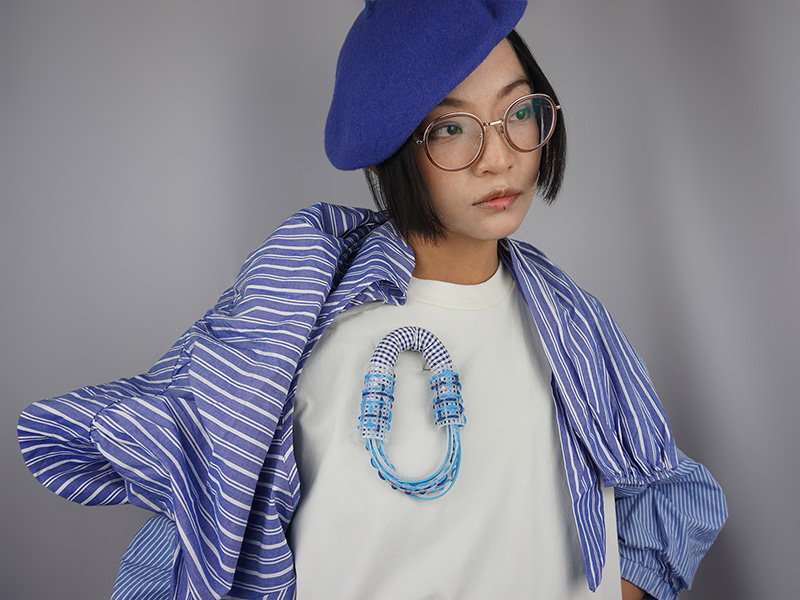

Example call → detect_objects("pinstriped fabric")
500 238 678 486
549 380 608 588
498 237 687 591
19 204 394 599
18 203 725 600
616 450 729 600
112 513 177 600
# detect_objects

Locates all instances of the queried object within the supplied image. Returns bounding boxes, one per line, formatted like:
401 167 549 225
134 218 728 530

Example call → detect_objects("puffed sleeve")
16 285 299 598
615 449 728 600
16 336 188 509
17 203 387 599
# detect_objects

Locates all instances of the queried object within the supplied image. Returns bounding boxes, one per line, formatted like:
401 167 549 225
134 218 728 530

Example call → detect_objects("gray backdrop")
2 1 797 598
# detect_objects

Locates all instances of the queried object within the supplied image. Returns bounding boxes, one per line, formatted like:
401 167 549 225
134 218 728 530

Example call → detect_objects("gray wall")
2 1 797 598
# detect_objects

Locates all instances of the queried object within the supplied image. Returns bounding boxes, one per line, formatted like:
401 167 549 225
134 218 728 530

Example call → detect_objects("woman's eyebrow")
436 77 530 109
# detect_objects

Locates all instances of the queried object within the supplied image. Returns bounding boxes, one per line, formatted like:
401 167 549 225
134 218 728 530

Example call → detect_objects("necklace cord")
359 326 465 499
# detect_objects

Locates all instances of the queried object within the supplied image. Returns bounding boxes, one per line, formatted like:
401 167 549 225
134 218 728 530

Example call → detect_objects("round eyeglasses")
414 93 561 171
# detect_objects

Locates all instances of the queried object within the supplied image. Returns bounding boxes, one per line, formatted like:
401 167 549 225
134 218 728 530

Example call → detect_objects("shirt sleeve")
16 318 299 598
17 338 187 509
17 203 387 599
16 202 371 511
16 247 316 597
615 449 728 600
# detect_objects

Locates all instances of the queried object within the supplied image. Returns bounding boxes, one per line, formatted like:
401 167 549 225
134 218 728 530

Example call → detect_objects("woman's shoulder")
281 203 386 234
502 237 606 315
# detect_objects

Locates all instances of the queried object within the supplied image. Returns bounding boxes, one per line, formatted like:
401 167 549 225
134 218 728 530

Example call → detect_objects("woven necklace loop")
359 326 466 499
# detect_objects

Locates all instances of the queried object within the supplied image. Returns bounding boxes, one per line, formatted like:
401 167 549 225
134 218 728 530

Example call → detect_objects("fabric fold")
500 238 678 487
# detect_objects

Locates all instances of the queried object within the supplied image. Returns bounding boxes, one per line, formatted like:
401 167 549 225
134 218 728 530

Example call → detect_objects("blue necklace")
359 326 466 499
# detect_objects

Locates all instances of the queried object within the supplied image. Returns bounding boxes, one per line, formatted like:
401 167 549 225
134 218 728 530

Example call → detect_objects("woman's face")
413 39 541 246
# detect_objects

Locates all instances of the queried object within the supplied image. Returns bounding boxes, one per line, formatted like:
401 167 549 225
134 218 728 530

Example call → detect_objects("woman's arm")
622 578 646 600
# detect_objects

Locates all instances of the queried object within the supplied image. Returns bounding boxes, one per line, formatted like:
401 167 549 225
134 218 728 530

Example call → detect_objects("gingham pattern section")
18 203 726 600
366 326 454 378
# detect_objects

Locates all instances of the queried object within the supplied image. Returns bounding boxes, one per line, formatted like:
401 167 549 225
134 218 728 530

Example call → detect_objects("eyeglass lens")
424 95 556 170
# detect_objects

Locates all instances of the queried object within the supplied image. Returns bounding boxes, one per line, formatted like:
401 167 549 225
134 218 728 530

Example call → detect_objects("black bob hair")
365 29 567 242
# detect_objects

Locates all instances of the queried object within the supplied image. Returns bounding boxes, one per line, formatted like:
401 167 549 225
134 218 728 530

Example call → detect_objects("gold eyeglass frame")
413 93 561 172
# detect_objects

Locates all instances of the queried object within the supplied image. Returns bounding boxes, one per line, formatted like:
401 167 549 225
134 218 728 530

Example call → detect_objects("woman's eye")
510 106 533 122
429 122 463 140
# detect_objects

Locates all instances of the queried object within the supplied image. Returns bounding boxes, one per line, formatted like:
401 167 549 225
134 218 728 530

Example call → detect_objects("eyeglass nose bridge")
477 118 508 143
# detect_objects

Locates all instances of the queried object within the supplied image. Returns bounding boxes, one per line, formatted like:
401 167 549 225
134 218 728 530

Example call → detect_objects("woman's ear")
369 166 378 175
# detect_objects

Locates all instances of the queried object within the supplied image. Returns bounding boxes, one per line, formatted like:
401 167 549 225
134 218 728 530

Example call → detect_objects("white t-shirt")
289 264 621 599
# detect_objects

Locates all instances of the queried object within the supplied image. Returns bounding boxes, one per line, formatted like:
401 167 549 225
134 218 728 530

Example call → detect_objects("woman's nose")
473 122 514 174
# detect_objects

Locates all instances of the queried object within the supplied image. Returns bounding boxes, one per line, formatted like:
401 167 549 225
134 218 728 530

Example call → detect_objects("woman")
18 1 726 599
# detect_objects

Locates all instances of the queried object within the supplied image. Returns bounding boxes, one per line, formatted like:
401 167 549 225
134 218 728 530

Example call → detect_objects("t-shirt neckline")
407 263 515 310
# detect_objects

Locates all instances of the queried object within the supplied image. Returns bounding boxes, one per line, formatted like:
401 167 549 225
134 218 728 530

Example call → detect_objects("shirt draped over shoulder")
18 203 727 600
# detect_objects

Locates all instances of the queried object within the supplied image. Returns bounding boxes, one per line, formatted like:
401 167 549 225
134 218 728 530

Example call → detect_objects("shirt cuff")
619 556 679 600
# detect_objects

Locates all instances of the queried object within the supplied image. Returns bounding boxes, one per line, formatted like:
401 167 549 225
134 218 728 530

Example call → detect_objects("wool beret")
325 0 528 170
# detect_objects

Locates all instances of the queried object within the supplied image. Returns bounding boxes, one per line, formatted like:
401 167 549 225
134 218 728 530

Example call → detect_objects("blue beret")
325 0 528 170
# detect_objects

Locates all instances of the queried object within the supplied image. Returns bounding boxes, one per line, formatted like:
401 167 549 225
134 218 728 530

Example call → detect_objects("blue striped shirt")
18 203 726 600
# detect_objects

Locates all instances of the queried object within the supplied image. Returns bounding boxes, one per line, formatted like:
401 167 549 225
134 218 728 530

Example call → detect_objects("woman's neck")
410 236 499 284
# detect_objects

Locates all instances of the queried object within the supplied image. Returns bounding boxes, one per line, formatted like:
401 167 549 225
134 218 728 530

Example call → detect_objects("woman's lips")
474 190 520 211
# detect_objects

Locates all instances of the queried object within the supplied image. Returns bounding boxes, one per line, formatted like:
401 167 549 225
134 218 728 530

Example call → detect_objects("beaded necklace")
359 326 466 499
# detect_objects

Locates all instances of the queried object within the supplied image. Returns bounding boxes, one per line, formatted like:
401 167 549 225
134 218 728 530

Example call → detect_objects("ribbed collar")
408 263 515 310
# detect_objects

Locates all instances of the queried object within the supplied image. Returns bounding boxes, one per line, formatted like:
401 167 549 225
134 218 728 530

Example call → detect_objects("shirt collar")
328 218 416 309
